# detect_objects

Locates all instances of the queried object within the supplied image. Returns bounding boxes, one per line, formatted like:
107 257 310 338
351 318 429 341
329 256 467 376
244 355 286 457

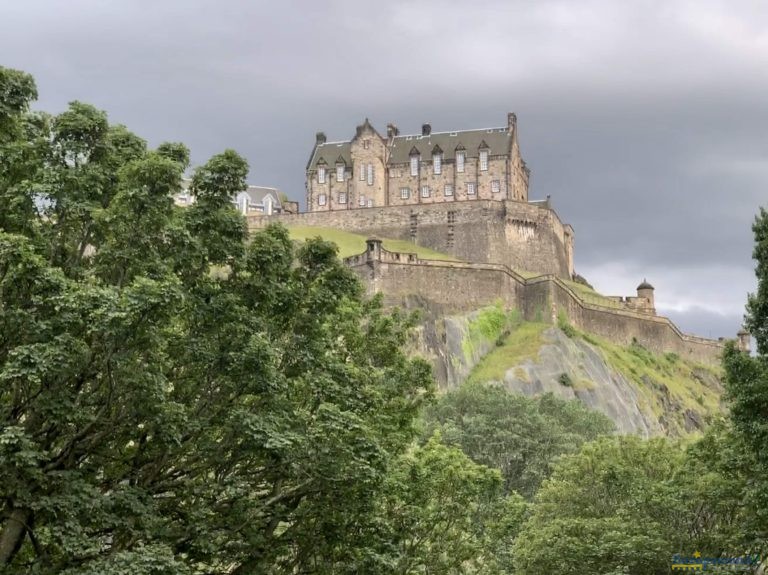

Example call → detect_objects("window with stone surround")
318 193 327 206
467 182 476 195
359 164 365 180
359 195 366 206
400 187 410 199
410 155 419 176
456 151 465 173
336 165 345 182
421 185 430 198
363 139 370 149
444 184 454 196
318 166 326 183
479 150 489 171
433 153 442 175
367 199 373 207
367 164 374 185
338 192 347 204
492 180 500 193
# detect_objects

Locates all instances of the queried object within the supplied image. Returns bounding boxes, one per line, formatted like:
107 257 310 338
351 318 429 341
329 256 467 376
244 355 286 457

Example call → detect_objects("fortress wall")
346 245 725 365
249 199 570 278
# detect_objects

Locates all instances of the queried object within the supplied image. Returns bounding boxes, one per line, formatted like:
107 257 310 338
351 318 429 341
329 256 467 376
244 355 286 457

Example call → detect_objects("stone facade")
249 199 575 279
306 114 529 212
345 240 729 366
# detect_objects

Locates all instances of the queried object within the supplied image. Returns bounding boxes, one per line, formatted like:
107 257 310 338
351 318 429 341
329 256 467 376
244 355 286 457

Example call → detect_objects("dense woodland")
1 65 767 574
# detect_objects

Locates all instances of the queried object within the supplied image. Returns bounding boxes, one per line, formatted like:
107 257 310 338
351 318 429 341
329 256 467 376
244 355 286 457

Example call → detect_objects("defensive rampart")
345 239 726 365
248 199 574 279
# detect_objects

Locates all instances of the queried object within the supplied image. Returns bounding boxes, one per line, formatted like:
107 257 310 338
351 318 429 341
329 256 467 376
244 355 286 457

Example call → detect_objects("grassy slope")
286 226 458 261
464 315 723 434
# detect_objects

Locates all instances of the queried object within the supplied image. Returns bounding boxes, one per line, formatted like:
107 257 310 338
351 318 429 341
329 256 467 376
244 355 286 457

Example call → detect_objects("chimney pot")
315 132 326 145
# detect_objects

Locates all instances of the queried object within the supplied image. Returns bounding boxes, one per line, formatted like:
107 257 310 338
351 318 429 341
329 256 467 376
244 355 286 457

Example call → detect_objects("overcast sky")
2 0 765 339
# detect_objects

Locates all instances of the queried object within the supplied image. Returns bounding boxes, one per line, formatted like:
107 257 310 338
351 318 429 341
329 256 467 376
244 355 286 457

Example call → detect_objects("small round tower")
737 328 751 353
636 279 655 313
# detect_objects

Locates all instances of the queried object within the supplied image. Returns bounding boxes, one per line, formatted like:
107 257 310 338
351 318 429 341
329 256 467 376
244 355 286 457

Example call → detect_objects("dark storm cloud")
2 0 764 337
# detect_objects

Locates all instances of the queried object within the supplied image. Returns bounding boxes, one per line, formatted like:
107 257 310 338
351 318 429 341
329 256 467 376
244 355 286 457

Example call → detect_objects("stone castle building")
306 114 529 211
248 112 748 365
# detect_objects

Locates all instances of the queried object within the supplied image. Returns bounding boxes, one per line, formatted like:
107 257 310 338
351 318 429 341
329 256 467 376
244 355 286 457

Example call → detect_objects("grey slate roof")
240 185 283 207
307 126 513 169
389 128 511 163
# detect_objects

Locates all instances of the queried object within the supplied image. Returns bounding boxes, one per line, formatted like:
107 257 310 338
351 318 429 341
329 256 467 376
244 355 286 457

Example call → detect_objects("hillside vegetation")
458 306 723 436
286 225 459 260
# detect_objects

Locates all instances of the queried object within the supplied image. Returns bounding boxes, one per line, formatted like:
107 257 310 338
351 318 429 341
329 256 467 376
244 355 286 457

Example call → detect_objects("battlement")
345 239 733 366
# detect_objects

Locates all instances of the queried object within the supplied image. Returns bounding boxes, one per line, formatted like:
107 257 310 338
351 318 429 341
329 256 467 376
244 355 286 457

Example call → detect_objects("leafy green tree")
420 384 615 498
369 434 527 574
723 207 768 547
0 66 434 574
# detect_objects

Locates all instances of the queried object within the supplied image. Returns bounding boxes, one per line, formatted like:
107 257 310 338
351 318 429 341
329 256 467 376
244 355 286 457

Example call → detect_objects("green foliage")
286 225 459 260
0 67 435 574
557 309 578 338
461 303 517 360
513 433 762 575
370 434 526 574
421 384 615 498
466 321 548 383
558 372 573 387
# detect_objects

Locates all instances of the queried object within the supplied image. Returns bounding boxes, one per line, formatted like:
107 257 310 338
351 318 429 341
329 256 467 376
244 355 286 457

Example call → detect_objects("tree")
0 66 434 574
723 207 768 545
420 384 615 498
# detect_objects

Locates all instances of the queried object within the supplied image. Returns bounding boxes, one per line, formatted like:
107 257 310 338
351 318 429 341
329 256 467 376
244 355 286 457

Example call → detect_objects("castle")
306 114 528 211
249 114 748 365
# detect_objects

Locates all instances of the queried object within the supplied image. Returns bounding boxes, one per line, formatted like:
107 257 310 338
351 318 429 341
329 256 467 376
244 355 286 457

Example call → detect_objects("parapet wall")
249 199 574 279
346 241 725 365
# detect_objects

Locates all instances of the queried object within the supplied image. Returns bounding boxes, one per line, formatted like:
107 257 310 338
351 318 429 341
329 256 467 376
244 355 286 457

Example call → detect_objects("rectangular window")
338 192 347 204
363 139 370 149
318 193 327 206
467 182 476 195
318 166 326 184
456 152 465 173
359 195 366 206
421 186 430 198
359 164 365 180
492 180 500 193
400 187 411 199
433 153 442 175
410 155 419 176
367 164 374 185
336 165 345 182
367 199 373 208
479 150 489 171
444 184 454 196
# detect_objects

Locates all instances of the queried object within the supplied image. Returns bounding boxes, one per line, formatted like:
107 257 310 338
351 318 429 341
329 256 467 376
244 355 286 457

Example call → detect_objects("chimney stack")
507 112 517 131
421 123 431 136
316 132 326 145
387 123 399 138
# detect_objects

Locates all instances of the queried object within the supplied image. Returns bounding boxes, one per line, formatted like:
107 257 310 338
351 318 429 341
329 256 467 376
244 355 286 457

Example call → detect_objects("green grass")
286 226 459 261
575 331 723 434
563 280 624 309
466 321 549 384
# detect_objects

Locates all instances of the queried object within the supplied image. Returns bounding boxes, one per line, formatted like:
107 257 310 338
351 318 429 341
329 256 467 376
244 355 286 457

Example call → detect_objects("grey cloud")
1 0 765 337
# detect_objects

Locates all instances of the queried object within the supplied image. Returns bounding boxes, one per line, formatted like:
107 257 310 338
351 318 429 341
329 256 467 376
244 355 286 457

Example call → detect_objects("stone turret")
737 328 751 353
636 279 655 314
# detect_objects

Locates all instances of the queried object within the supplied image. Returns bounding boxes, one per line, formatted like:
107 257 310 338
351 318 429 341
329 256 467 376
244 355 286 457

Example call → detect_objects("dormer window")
336 165 345 182
410 155 419 176
318 166 326 184
433 152 442 175
363 139 370 150
456 151 465 173
479 150 489 171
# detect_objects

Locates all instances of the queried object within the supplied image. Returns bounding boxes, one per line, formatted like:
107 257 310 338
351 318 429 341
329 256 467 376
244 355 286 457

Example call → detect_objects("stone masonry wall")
249 199 573 278
344 242 725 365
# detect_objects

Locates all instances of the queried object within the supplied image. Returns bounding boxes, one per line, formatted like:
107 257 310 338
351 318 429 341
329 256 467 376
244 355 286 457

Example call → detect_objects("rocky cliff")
412 304 724 437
